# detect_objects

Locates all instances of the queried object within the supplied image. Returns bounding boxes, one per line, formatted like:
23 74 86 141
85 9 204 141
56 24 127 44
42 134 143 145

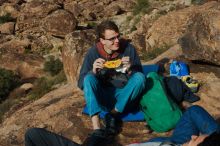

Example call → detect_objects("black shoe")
82 129 113 146
104 113 122 135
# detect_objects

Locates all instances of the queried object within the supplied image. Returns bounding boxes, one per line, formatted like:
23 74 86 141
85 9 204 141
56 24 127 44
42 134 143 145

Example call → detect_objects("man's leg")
25 128 79 146
83 74 116 130
83 74 103 130
170 105 220 144
91 114 101 130
114 72 146 113
102 72 146 135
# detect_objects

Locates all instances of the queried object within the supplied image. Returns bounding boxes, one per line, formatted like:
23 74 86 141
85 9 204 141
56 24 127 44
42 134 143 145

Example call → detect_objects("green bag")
140 72 182 132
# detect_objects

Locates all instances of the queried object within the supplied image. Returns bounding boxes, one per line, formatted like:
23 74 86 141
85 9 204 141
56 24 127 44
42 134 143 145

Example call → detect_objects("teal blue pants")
83 72 146 116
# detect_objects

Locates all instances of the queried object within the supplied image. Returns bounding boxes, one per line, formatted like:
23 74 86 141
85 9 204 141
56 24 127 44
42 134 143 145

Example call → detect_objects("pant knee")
83 74 98 86
131 72 146 86
188 105 203 112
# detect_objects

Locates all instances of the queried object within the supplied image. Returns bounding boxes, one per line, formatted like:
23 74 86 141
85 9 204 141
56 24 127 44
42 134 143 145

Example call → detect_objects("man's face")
183 135 208 146
100 29 120 51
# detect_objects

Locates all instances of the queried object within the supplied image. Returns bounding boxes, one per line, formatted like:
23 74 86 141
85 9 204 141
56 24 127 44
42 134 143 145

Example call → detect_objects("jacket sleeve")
127 43 143 73
77 48 96 90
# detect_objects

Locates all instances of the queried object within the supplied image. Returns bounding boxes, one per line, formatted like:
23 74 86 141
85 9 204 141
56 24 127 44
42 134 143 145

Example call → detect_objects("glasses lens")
106 35 120 41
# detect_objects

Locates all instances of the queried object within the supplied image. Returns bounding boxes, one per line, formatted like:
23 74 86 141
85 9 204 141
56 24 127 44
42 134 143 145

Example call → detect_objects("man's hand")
184 135 208 146
93 58 105 74
121 56 131 73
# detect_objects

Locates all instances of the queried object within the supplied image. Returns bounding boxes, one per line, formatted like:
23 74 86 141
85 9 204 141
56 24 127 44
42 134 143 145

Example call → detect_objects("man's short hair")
96 20 119 39
198 132 220 146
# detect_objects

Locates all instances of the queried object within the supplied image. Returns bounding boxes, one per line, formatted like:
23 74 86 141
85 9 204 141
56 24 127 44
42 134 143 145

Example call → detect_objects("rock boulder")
62 30 96 85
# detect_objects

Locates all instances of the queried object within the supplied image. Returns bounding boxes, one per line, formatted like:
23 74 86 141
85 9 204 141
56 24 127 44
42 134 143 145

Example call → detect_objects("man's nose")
114 37 119 43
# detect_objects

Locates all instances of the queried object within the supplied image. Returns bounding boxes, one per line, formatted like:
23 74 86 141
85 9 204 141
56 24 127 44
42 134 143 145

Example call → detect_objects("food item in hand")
103 59 122 68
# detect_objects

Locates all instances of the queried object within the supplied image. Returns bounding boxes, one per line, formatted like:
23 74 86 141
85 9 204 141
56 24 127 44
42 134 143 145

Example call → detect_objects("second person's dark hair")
96 20 119 39
198 132 220 146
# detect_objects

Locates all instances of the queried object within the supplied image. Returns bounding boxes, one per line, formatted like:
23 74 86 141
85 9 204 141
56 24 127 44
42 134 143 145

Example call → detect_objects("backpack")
164 76 200 104
140 72 182 132
170 60 189 77
97 68 128 88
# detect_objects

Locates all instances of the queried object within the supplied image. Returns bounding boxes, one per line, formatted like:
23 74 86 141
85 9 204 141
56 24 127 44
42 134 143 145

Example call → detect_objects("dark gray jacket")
77 41 142 90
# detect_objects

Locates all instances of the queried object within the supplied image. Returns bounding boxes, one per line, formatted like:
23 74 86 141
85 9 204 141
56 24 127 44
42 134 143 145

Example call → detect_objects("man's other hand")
93 58 105 74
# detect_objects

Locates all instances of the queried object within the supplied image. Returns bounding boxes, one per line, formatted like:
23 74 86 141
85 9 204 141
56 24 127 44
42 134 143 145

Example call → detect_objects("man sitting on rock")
77 20 146 137
24 20 146 146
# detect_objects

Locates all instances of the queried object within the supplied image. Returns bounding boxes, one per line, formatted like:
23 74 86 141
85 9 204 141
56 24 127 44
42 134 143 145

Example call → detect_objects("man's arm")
77 48 95 90
126 43 143 74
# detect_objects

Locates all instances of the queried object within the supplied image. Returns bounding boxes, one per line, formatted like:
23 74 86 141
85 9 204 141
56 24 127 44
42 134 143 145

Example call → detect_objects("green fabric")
140 72 182 132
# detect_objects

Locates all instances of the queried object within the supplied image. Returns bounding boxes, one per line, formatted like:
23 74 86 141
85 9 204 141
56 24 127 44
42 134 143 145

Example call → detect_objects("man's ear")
100 38 105 45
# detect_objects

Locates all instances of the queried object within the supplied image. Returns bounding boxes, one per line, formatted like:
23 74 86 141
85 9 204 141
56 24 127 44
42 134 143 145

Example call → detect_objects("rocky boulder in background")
42 10 77 37
0 0 135 54
15 1 62 51
0 38 30 54
15 1 60 33
62 30 96 85
64 0 135 22
0 2 20 18
0 38 45 79
134 1 220 66
0 22 15 34
0 52 45 79
179 2 220 65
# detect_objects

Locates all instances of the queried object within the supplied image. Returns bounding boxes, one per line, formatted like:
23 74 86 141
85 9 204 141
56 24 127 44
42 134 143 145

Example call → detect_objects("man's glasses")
104 34 121 42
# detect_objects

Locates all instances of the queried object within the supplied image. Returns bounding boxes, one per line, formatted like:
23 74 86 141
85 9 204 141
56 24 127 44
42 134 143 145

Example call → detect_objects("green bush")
0 68 20 101
140 45 170 61
44 56 63 76
0 98 17 122
192 0 205 5
126 16 132 22
133 0 150 15
27 71 67 100
51 70 67 85
87 22 97 28
24 45 33 54
27 77 53 100
0 70 67 122
0 13 16 24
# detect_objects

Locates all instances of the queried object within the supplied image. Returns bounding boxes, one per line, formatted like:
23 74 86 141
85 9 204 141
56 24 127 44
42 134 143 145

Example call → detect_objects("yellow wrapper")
103 59 122 68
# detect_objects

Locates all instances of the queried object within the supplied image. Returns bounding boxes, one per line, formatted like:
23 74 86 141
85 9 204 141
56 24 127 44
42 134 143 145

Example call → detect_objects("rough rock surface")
0 22 15 34
64 0 135 22
0 0 135 53
179 2 220 65
0 67 220 146
42 9 77 37
193 72 220 117
0 53 44 79
62 30 96 84
134 1 220 65
0 84 148 146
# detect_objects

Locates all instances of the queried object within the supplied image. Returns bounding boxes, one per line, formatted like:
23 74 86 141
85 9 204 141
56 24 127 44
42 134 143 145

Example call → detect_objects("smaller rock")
20 83 34 91
9 83 33 99
0 22 15 34
42 10 77 37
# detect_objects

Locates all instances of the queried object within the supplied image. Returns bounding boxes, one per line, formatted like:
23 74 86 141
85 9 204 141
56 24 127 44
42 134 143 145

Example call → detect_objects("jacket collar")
96 39 127 60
